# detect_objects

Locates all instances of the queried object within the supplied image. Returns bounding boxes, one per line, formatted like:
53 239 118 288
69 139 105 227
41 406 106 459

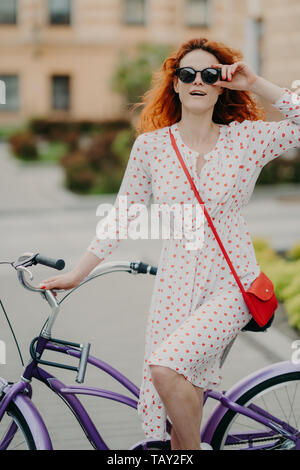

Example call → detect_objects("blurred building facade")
0 0 299 125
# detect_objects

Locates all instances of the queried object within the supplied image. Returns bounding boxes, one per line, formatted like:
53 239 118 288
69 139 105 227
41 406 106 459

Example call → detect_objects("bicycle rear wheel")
211 372 300 450
0 401 36 450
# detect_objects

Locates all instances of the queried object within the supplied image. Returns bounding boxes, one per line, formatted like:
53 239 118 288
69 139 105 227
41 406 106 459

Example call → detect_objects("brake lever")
12 252 39 269
16 265 54 297
16 265 33 280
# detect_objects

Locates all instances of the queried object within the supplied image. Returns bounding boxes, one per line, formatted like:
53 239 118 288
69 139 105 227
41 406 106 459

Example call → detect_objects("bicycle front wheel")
0 401 36 450
211 372 300 450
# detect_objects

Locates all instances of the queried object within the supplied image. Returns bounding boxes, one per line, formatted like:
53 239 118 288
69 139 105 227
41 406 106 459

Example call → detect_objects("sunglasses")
175 66 222 85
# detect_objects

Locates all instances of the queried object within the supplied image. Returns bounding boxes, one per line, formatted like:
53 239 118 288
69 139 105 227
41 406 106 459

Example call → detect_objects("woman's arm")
247 85 300 168
40 134 152 290
213 61 300 168
248 75 291 105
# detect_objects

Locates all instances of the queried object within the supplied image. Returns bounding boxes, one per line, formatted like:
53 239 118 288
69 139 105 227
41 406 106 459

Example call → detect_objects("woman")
40 38 300 450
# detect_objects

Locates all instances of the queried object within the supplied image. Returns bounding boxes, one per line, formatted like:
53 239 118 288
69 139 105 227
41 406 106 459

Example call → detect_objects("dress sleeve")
87 134 152 261
247 87 300 169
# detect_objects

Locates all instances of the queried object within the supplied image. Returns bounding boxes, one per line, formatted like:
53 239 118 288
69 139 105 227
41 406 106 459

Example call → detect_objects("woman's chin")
185 104 208 115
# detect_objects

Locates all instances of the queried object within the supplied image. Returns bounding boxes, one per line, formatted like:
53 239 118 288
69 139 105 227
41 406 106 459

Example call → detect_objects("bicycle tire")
210 371 300 450
0 401 36 450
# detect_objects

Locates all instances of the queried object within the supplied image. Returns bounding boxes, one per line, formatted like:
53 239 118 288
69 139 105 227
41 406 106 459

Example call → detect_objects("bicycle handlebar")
130 261 157 275
5 254 158 381
14 252 65 271
34 254 65 271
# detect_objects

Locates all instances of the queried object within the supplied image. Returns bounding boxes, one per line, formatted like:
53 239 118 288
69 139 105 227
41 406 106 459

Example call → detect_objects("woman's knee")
149 364 178 391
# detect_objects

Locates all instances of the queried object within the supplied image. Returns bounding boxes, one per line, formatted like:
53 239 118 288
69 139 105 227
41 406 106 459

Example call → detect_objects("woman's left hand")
210 61 259 91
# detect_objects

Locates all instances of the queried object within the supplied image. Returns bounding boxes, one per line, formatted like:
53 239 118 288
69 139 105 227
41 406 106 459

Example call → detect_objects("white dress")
87 88 300 441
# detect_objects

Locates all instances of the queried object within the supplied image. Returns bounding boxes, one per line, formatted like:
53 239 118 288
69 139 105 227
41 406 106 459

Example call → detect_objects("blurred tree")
111 42 173 107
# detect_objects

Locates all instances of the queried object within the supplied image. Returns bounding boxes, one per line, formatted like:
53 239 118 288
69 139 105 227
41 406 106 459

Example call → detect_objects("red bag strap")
169 127 246 295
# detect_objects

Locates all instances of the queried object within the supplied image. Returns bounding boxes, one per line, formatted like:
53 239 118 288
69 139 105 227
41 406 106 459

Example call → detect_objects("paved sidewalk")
0 141 299 449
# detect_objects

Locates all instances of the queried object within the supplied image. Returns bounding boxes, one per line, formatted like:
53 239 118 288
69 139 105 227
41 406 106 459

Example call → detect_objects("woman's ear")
173 77 179 94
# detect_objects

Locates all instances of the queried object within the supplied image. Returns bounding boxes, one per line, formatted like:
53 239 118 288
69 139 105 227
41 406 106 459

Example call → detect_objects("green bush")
28 118 130 139
85 130 121 172
60 150 94 193
0 125 27 141
6 118 134 192
285 295 300 330
263 259 300 301
252 236 300 332
111 43 173 106
252 237 281 267
111 127 136 166
286 241 300 261
59 122 135 194
280 273 300 301
28 119 80 140
9 131 39 161
38 140 69 163
89 168 125 194
256 151 300 185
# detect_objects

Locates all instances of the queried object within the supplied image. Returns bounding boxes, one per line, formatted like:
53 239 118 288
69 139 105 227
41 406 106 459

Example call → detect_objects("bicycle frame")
1 257 299 450
0 336 172 450
1 338 299 450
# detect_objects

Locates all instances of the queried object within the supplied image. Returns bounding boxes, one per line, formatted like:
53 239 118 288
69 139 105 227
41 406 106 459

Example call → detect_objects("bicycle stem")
40 291 60 339
17 267 59 339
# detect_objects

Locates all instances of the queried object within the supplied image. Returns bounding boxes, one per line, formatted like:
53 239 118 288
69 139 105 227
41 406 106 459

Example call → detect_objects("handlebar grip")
132 262 157 275
76 342 90 384
34 254 65 271
149 266 157 275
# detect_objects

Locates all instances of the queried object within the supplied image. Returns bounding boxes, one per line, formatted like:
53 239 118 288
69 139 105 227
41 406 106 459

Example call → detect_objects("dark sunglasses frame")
175 66 222 84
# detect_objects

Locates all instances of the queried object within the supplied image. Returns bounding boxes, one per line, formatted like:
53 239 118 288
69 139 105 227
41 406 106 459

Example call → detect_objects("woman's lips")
190 91 207 97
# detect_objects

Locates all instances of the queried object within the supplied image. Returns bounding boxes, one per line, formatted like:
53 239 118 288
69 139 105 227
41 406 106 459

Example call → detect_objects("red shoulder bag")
169 127 278 332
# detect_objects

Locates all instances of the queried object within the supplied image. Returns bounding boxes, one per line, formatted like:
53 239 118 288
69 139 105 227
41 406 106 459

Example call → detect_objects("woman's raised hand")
210 61 259 91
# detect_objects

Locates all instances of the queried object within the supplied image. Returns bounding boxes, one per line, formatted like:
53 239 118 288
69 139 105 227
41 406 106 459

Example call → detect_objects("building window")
52 75 70 110
49 0 71 25
185 0 210 27
123 0 146 25
0 75 19 111
0 0 17 25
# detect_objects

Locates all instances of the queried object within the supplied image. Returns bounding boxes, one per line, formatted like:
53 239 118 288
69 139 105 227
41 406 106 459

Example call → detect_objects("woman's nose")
193 71 204 84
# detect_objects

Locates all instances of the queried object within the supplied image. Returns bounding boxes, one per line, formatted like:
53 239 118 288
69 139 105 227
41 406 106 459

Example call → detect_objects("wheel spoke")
285 382 298 429
273 388 289 423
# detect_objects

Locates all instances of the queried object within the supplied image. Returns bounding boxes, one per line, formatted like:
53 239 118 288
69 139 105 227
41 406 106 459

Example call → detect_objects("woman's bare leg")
170 426 181 450
170 386 204 450
150 365 204 450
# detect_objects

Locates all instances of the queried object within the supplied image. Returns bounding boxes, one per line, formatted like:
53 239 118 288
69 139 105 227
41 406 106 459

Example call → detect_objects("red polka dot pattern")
86 88 300 442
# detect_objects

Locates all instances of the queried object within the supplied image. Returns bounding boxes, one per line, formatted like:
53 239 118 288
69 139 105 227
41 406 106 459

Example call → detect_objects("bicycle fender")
12 394 53 449
201 360 300 443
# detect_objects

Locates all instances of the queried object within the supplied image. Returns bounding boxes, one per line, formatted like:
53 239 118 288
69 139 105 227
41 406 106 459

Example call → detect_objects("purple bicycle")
0 252 299 450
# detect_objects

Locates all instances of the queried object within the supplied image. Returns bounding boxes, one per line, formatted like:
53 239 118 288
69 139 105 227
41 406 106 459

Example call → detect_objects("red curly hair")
134 37 266 135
